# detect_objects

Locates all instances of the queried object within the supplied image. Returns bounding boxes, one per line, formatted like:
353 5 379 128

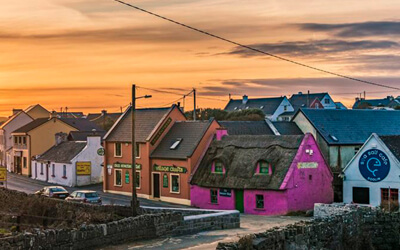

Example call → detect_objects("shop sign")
97 148 105 156
113 163 142 170
153 164 187 173
125 170 130 184
163 174 168 188
359 149 390 182
219 188 231 197
0 167 6 182
151 118 172 145
76 162 91 175
297 162 318 169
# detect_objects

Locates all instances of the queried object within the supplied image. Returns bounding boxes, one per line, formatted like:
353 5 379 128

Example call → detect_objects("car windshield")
85 192 98 198
49 188 66 193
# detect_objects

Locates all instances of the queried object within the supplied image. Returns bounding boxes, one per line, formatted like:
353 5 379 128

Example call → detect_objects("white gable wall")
320 94 336 109
343 135 400 206
271 97 294 121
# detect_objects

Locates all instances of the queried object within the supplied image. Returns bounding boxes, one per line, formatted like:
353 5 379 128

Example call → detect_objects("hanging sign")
125 170 130 184
97 148 105 156
76 162 91 175
163 174 168 188
297 162 318 169
0 167 6 182
113 163 142 170
151 118 172 145
153 164 187 173
219 188 231 197
359 149 390 182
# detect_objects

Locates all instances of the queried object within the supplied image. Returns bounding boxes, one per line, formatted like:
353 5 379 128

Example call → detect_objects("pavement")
3 172 188 208
100 214 310 250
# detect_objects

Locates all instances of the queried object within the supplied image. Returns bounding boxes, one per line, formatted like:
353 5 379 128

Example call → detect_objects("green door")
235 190 244 213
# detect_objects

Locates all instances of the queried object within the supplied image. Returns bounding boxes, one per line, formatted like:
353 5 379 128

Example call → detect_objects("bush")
380 200 399 212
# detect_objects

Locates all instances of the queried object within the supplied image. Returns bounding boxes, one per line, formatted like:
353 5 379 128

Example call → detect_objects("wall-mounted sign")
0 167 7 182
113 163 142 170
125 170 130 184
107 164 112 175
76 162 91 175
163 174 168 188
153 164 187 173
219 188 231 197
359 149 390 182
97 148 105 156
151 118 172 146
297 162 318 169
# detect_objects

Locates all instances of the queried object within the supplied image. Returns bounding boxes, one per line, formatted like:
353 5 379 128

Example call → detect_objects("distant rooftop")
224 96 285 115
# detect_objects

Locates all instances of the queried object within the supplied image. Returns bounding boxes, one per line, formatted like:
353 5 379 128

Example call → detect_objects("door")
235 189 244 213
153 173 160 198
353 187 370 204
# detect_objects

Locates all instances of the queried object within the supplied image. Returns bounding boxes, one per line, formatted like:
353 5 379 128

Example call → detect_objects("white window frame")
62 165 67 178
52 164 55 177
114 142 122 157
114 169 122 187
170 174 180 194
135 143 141 159
136 170 141 189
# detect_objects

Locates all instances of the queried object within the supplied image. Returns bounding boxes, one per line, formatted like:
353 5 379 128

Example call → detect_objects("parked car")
65 190 102 205
35 186 69 199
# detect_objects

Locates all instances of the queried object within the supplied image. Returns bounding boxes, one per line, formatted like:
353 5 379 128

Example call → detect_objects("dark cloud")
226 39 398 58
298 21 400 38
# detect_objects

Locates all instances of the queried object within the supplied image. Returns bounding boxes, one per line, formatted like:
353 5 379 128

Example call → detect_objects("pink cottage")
190 131 333 215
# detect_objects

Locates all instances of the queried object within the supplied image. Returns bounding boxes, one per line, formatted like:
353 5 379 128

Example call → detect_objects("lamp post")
131 84 152 216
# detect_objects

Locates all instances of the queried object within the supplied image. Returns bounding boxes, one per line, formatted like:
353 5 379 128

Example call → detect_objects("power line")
113 0 400 91
136 86 188 96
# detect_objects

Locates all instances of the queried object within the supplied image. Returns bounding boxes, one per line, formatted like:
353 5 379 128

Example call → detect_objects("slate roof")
335 102 347 110
37 141 86 163
380 135 400 162
12 118 49 133
290 93 328 111
298 109 400 145
272 122 303 135
224 97 284 115
59 118 102 131
352 97 398 109
219 121 274 135
0 111 31 129
150 120 213 159
105 107 172 143
191 135 304 190
68 131 106 141
86 112 122 122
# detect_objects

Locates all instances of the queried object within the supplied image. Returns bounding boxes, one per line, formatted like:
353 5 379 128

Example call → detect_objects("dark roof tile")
37 141 86 163
380 135 400 162
219 121 274 135
224 97 284 115
272 122 303 135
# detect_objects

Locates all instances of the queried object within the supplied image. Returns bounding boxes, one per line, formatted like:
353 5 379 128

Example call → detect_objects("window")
18 137 22 144
52 164 55 177
14 136 17 144
315 103 320 109
115 169 122 186
210 189 218 204
214 161 224 174
22 137 26 145
135 143 141 158
284 105 287 111
136 171 141 189
309 175 312 180
114 142 122 157
23 157 27 169
40 163 43 175
259 161 269 174
63 165 67 178
354 147 360 155
256 194 264 209
381 188 399 203
352 187 370 204
170 174 180 193
170 138 182 150
324 98 330 104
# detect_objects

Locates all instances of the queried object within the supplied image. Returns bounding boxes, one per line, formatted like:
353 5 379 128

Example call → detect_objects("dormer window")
260 106 264 109
212 160 224 174
257 161 273 175
170 138 182 150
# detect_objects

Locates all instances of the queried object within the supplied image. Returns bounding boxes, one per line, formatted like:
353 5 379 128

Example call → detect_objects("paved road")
4 173 187 208
100 214 310 250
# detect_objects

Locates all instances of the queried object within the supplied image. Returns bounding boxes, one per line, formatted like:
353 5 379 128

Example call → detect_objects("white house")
343 133 400 207
31 133 104 187
0 111 33 171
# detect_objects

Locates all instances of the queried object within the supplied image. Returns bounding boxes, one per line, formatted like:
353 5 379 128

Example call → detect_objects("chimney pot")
216 127 228 141
298 92 303 95
242 95 248 104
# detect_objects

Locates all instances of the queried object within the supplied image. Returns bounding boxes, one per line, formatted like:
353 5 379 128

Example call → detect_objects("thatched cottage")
190 130 333 215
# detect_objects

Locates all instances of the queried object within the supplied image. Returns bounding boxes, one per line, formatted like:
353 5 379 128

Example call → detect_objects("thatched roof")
190 135 304 190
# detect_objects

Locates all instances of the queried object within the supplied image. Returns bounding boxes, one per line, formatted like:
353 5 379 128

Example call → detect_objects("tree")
185 108 264 121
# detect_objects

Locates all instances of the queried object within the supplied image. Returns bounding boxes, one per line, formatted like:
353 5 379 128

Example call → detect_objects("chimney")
50 111 57 119
242 95 248 104
298 92 303 95
101 110 107 116
87 134 101 147
177 102 181 108
216 127 228 141
55 132 68 146
12 109 23 115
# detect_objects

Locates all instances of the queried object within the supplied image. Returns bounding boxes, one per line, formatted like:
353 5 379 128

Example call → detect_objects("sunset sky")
0 0 399 116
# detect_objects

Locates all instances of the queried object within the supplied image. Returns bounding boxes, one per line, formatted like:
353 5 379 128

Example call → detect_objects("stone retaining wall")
217 207 400 250
313 203 373 218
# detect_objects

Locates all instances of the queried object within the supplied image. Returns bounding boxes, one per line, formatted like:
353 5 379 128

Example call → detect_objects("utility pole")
193 88 196 121
131 84 138 216
364 91 366 100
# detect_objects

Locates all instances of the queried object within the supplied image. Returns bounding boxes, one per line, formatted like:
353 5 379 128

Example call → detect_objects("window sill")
212 172 224 175
208 202 219 205
114 155 122 158
114 184 122 187
51 175 55 177
254 208 265 211
62 176 67 179
170 191 180 194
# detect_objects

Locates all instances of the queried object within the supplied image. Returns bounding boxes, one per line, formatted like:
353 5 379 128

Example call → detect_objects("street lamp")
131 84 152 216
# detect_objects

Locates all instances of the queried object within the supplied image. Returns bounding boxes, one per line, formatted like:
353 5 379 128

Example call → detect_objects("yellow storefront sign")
76 162 91 175
0 167 6 182
297 162 318 169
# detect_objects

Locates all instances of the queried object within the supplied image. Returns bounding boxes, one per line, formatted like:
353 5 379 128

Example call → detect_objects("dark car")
65 190 102 205
35 186 69 199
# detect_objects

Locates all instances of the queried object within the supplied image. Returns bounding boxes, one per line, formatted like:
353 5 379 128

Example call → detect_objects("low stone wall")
314 202 373 218
217 207 400 250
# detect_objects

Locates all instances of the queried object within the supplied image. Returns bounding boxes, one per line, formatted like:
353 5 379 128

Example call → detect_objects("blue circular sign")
359 149 390 182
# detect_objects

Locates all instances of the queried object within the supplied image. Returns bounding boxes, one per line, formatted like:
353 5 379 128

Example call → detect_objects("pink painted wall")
244 190 288 215
190 185 235 210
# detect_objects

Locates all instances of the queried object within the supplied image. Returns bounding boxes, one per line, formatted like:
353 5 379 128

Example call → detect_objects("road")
3 172 187 208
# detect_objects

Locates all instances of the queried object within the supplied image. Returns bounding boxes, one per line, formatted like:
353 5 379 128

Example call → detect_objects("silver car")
65 190 102 205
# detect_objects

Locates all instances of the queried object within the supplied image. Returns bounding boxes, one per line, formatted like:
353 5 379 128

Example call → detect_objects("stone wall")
217 207 400 250
313 203 373 219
